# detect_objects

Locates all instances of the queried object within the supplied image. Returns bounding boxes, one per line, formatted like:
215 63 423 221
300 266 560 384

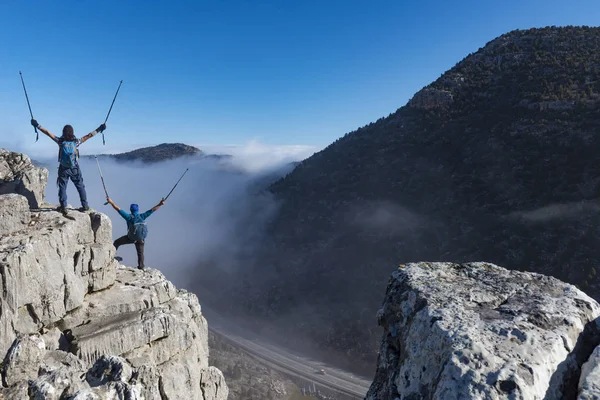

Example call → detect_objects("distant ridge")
91 143 202 163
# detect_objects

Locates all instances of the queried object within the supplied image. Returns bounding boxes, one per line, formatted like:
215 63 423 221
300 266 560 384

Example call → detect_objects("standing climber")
31 119 106 214
105 196 166 270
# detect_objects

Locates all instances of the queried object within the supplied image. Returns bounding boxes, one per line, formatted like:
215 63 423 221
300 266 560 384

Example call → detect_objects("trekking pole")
95 156 110 205
19 71 38 142
163 168 189 201
102 80 123 145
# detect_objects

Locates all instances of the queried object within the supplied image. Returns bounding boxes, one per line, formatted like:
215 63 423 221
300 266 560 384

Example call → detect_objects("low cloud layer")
507 200 600 223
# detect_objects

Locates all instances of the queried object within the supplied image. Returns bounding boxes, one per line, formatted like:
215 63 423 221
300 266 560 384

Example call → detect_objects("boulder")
0 149 47 209
367 262 600 400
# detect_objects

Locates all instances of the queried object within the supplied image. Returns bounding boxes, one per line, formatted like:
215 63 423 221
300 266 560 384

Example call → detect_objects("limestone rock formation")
579 346 600 399
0 149 47 208
0 194 29 236
367 262 600 400
0 149 228 400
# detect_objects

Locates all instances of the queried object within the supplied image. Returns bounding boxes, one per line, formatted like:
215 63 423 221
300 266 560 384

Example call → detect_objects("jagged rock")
579 346 600 399
0 149 47 209
1 264 225 400
29 351 90 399
2 334 46 386
367 262 600 400
407 87 453 109
87 355 133 386
0 150 228 400
199 367 229 400
6 265 228 400
0 382 28 399
0 194 29 236
0 209 117 355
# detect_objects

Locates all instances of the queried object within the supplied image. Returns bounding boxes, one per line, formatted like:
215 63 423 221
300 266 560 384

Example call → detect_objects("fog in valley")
39 144 312 304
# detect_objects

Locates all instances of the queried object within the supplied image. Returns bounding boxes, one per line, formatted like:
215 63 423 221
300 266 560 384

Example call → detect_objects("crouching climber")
105 196 165 270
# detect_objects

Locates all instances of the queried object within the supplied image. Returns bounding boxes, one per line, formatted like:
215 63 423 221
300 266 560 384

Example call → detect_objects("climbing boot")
56 206 68 216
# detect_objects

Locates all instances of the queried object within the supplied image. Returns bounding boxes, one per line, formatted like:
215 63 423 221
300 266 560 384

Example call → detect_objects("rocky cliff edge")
0 149 228 399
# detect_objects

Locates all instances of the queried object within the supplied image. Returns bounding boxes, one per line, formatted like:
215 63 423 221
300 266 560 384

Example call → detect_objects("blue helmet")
130 203 139 213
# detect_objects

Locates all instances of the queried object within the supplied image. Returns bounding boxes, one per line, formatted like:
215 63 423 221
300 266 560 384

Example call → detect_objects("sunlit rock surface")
0 149 47 208
367 262 600 400
579 345 600 399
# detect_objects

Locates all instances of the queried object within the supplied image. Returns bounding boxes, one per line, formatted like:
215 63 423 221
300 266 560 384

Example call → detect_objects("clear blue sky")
1 0 598 157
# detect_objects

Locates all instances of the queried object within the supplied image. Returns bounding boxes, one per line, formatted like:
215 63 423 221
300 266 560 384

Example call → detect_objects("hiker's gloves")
30 119 39 128
96 123 107 133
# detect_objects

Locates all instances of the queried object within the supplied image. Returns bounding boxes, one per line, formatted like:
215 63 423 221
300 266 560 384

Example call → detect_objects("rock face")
367 262 600 400
0 149 47 208
579 346 600 399
0 149 228 400
0 194 29 236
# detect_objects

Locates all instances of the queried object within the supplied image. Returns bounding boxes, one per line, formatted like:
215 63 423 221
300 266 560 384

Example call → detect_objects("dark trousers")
114 235 145 267
57 166 88 209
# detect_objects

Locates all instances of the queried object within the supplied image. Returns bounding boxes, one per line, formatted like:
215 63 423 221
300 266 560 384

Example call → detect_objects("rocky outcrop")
0 149 228 400
0 149 47 208
579 346 600 399
367 262 600 400
407 87 453 109
0 204 116 357
1 267 228 400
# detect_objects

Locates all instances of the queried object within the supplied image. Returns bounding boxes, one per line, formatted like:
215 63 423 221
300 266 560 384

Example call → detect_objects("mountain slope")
224 26 600 367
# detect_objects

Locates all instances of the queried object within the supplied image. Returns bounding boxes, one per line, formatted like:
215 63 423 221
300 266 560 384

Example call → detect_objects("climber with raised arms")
31 119 106 215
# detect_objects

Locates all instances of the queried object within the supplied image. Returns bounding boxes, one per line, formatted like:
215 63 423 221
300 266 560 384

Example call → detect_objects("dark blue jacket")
118 209 154 233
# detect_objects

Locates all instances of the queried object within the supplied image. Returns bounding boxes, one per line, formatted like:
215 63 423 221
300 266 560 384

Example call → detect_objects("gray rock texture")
0 194 30 236
579 346 600 399
0 149 47 208
0 149 228 400
0 206 116 356
367 262 600 400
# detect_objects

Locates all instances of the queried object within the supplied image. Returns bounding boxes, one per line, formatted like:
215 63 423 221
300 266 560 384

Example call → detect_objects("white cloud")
197 140 319 173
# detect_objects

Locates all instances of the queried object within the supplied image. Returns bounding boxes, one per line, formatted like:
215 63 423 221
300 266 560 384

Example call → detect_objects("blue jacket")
118 209 154 233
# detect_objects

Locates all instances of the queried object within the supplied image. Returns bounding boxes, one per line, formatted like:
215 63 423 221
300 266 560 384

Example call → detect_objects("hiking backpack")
128 214 148 241
59 141 78 168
